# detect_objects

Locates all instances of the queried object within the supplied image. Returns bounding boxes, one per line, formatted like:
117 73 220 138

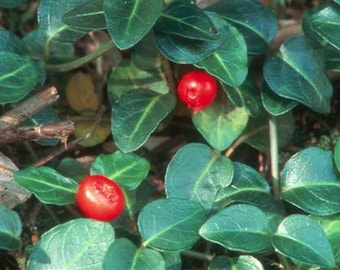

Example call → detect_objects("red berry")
177 71 217 114
76 175 124 221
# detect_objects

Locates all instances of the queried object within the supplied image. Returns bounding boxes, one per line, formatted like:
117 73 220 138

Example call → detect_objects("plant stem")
269 114 280 200
181 250 214 262
46 40 116 72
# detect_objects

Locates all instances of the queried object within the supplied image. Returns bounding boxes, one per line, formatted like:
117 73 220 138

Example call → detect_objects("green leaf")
214 162 270 209
261 80 297 116
244 111 295 153
111 89 176 153
272 214 335 268
91 151 150 190
165 143 234 211
103 238 165 270
37 0 87 58
303 4 340 51
28 219 115 269
281 147 340 216
207 0 278 54
264 35 332 114
104 0 163 50
0 0 27 8
208 255 264 270
163 252 182 270
0 205 22 250
14 166 78 205
124 181 153 216
334 140 340 173
56 157 88 182
155 1 219 41
0 52 40 104
195 13 248 88
192 97 249 151
222 76 262 117
63 0 106 31
108 59 168 103
311 214 340 264
200 204 272 254
138 198 206 252
0 29 29 55
153 11 226 65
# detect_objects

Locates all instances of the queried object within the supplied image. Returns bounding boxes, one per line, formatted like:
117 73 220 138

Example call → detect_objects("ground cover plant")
1 0 340 269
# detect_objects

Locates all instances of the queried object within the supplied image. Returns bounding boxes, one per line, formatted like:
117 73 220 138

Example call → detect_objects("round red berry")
76 175 124 221
177 71 217 114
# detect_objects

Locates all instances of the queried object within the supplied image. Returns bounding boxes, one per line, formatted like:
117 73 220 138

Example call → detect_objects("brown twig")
34 106 107 166
0 120 74 145
0 86 59 130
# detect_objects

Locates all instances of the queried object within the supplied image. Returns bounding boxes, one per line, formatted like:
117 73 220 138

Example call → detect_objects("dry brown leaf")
66 72 101 114
0 152 31 208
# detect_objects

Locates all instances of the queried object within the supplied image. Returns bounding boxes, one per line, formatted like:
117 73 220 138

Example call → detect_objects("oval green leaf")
223 77 262 117
214 162 270 209
208 0 278 54
281 147 340 216
104 0 163 50
334 140 340 173
261 80 297 116
63 0 106 31
208 255 264 270
165 143 234 211
0 205 22 250
272 214 335 268
264 35 332 114
0 29 29 55
155 1 219 41
28 218 115 269
200 204 272 254
103 238 165 270
195 13 248 88
0 52 40 104
111 89 176 153
138 198 206 252
303 4 340 51
311 214 340 264
91 151 150 190
192 98 249 151
14 166 78 205
0 0 27 8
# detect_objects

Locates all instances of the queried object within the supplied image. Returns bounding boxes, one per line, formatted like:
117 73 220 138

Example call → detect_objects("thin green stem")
269 114 280 200
46 40 116 72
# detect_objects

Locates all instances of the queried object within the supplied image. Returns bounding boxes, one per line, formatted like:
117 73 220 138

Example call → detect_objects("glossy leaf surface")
312 214 340 265
303 4 340 51
195 12 247 88
155 1 218 41
261 80 297 116
208 255 264 270
208 0 278 54
223 77 261 117
264 35 332 114
214 162 270 209
0 52 40 104
192 97 249 151
103 238 165 270
165 143 233 211
63 0 106 31
0 205 22 250
281 147 340 215
111 89 176 153
14 166 78 205
91 151 150 190
272 214 335 268
138 198 206 252
28 219 114 269
104 0 162 49
200 204 272 253
38 0 87 47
